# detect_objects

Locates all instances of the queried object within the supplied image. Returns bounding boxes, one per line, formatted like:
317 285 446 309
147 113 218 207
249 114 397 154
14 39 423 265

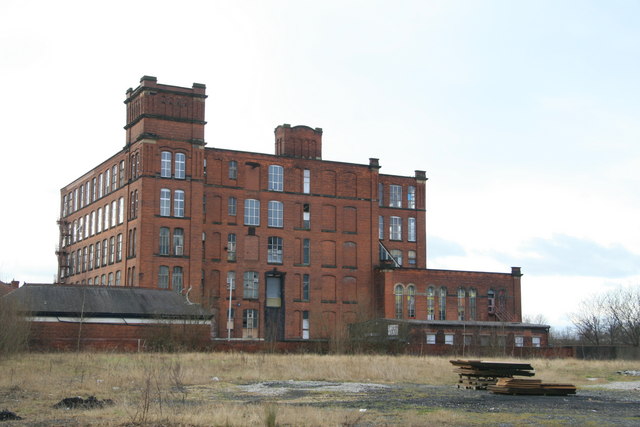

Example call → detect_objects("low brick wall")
27 321 211 351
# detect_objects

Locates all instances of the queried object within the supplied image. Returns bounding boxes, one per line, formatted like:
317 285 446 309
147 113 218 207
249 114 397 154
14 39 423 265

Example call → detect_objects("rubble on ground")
53 396 114 410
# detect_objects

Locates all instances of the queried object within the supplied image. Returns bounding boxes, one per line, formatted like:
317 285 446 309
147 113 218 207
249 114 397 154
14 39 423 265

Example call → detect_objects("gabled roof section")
3 284 212 319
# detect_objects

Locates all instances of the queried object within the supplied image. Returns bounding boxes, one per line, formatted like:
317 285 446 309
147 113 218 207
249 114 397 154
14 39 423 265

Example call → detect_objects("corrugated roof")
3 284 212 319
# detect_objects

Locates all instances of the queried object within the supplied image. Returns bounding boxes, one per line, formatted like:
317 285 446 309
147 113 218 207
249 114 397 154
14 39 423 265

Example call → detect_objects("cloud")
497 234 640 278
428 235 467 258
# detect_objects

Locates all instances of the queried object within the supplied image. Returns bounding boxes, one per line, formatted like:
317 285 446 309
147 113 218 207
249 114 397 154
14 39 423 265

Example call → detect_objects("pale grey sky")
1 0 638 327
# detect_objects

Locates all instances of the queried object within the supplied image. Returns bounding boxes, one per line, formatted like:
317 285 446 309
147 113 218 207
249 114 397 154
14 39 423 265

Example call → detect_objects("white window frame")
426 333 436 344
267 236 283 263
175 153 186 179
268 201 283 228
408 217 416 242
161 151 172 177
390 184 402 208
160 189 171 216
303 169 311 193
445 334 454 345
174 190 185 217
268 165 284 191
408 185 416 209
390 216 402 241
244 199 260 226
243 271 259 299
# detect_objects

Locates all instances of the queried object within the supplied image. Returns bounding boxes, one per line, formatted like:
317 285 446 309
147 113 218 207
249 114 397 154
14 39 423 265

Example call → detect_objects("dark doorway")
265 270 285 342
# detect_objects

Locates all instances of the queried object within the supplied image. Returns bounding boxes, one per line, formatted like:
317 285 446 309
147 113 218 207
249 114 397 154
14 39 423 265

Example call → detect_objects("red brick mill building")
49 76 548 352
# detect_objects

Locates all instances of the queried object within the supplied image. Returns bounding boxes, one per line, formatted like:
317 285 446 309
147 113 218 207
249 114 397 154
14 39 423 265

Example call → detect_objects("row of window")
395 285 496 321
62 160 127 217
225 232 311 265
379 245 418 266
379 184 416 209
225 161 310 194
161 151 186 179
160 189 185 217
423 333 541 347
221 271 310 301
74 270 123 287
64 234 123 277
158 265 184 292
224 308 310 339
379 216 416 241
62 198 125 246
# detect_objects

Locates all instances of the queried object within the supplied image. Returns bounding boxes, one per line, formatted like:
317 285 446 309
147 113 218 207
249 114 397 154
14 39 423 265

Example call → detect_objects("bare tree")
570 286 640 347
604 287 640 346
522 313 549 325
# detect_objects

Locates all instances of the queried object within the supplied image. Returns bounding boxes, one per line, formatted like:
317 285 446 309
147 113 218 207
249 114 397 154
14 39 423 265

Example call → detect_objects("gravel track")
228 380 640 425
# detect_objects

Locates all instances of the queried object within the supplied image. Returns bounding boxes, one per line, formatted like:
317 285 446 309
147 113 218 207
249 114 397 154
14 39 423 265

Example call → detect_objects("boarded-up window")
340 172 357 198
321 240 336 267
343 242 357 268
342 276 357 302
244 234 259 261
343 206 357 233
207 158 222 185
322 204 336 231
322 275 336 301
210 195 222 223
244 162 260 190
208 270 220 301
342 311 357 326
322 170 336 196
321 311 336 339
210 232 221 260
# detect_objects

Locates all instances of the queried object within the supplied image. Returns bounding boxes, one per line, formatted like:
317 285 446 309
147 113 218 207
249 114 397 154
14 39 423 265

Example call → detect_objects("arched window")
469 289 477 320
160 189 171 216
244 199 260 225
172 266 183 292
394 284 404 319
488 289 495 314
427 286 435 320
173 228 184 255
161 151 172 177
227 233 236 261
439 287 447 320
457 288 466 320
158 266 169 288
268 201 284 228
175 153 186 179
159 227 169 255
174 190 185 217
407 284 416 318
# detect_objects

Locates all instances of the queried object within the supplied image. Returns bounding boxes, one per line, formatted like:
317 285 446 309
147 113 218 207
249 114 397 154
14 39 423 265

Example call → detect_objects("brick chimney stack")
274 124 323 159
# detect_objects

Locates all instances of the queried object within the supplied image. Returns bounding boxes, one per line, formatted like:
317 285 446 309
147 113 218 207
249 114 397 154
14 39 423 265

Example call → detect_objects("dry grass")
0 352 637 425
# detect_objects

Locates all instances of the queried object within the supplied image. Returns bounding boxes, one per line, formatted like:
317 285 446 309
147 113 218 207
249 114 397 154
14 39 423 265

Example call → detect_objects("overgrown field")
0 352 637 426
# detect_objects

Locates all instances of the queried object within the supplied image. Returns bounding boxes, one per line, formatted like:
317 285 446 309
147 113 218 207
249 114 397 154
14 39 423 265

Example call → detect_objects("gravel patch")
585 381 640 391
237 380 389 396
226 380 640 425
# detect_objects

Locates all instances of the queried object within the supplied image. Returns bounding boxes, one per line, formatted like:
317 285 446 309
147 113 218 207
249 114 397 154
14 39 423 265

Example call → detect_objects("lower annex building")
55 76 547 350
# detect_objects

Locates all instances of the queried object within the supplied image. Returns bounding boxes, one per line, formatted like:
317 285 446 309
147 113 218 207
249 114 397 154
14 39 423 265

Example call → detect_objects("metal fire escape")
55 218 71 283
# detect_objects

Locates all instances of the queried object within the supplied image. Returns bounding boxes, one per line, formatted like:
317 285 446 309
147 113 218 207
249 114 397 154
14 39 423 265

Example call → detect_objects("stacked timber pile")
450 359 535 390
488 378 577 396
